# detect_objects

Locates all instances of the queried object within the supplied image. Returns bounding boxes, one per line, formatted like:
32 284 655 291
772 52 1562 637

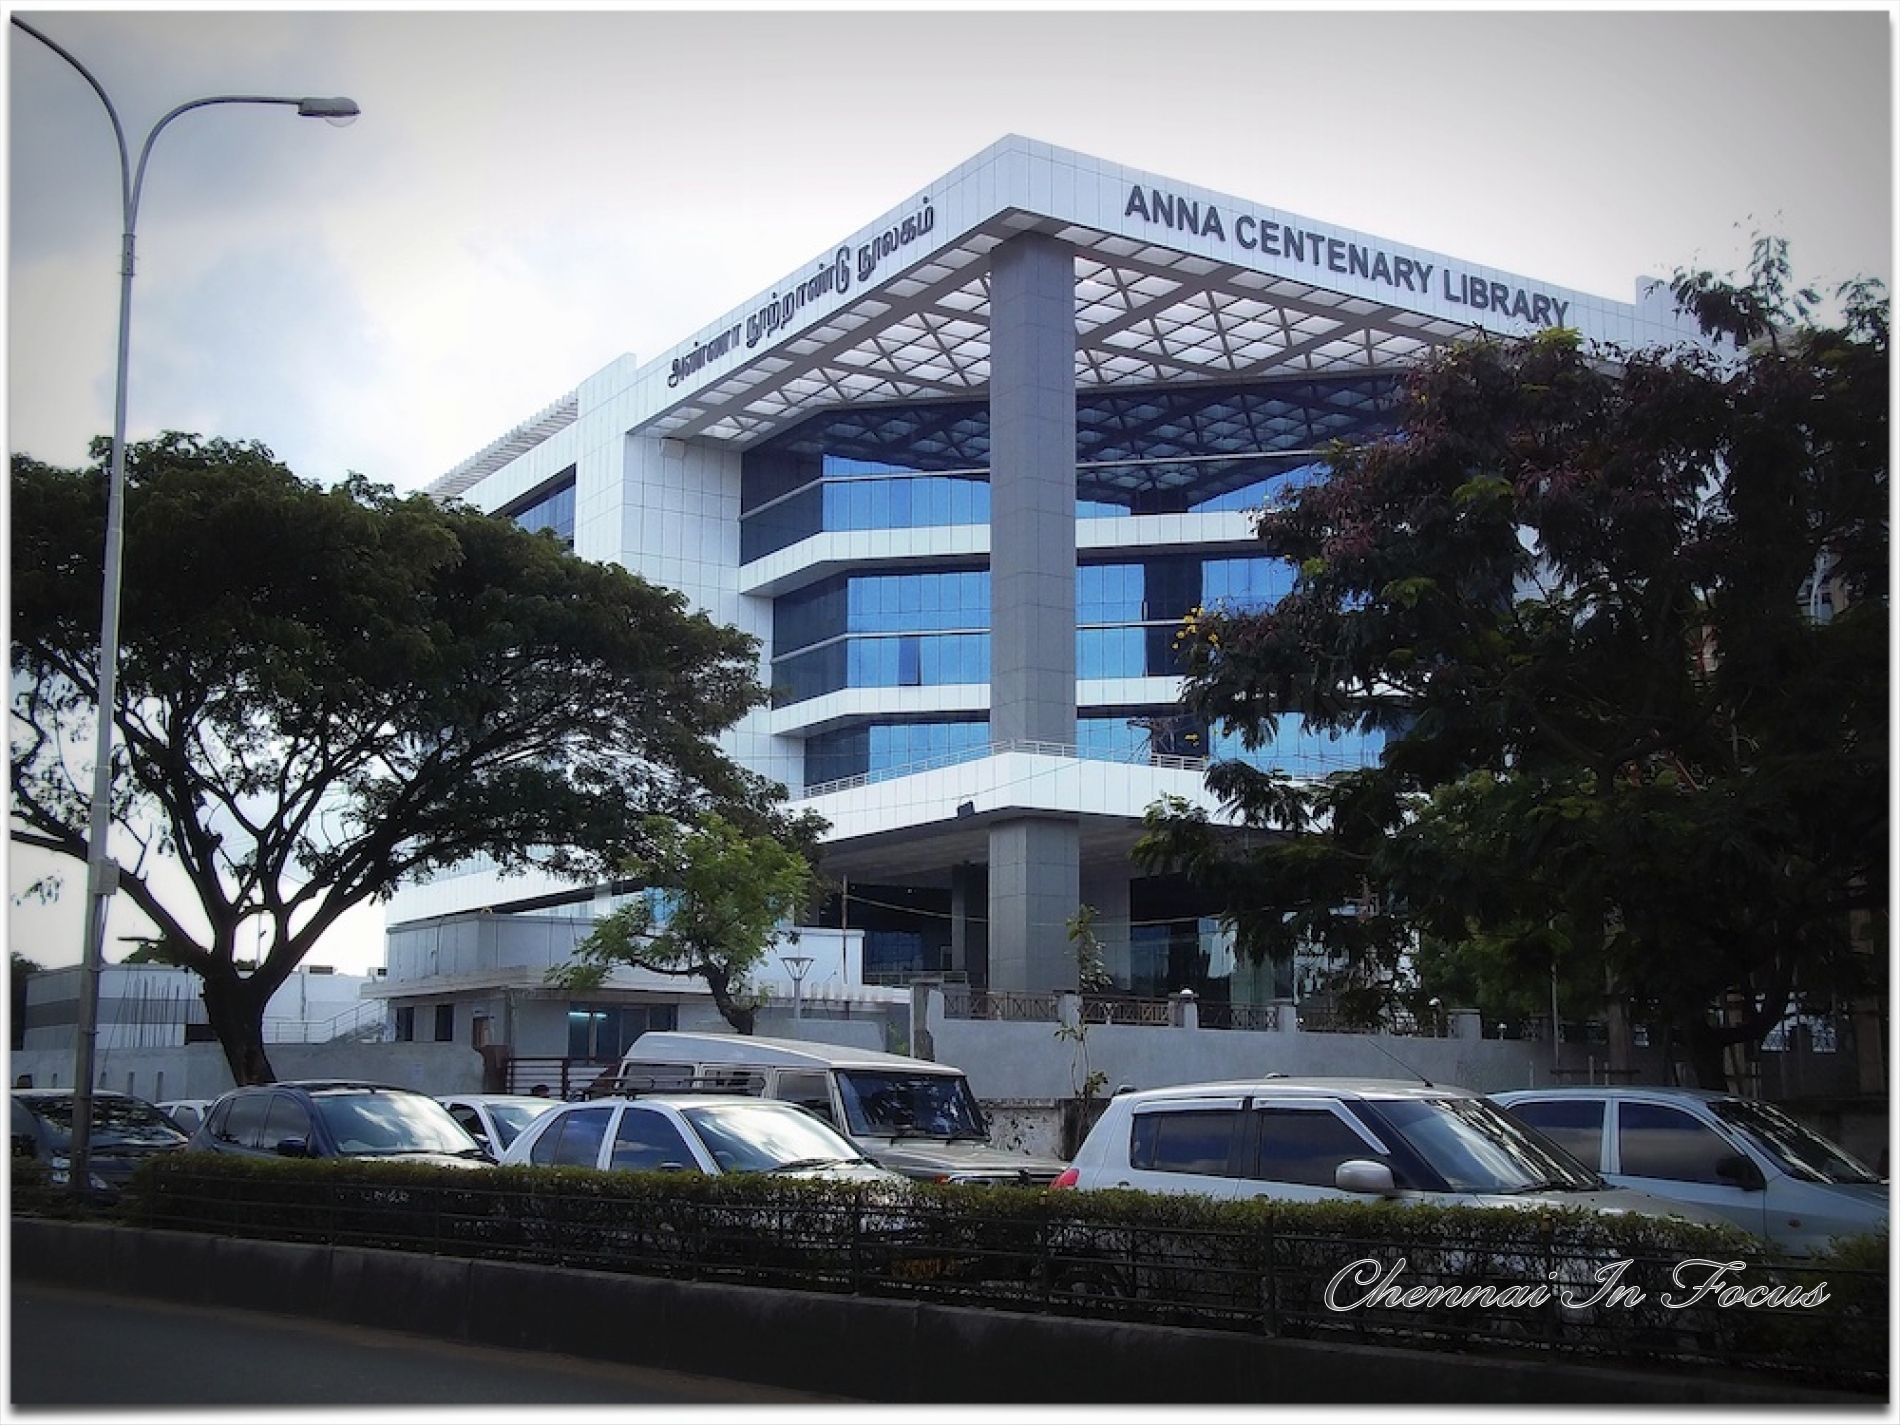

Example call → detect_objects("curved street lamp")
10 16 360 1194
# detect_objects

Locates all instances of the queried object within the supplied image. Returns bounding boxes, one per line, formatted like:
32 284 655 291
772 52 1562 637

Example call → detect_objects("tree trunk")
199 968 279 1085
703 963 756 1035
1676 1019 1733 1091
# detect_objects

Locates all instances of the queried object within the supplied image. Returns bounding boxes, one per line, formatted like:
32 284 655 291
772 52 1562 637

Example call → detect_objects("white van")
602 1031 1067 1186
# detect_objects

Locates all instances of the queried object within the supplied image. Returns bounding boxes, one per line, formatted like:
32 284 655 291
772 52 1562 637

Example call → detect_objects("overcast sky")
7 4 1893 975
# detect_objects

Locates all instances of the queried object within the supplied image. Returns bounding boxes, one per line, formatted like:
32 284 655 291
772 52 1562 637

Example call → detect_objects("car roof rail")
588 1069 767 1100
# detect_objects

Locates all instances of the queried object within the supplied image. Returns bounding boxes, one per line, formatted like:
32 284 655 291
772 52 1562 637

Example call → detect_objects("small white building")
19 962 385 1053
368 908 908 1066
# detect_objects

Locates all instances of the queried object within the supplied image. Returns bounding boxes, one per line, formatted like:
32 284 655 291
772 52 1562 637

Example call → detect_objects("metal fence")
496 1056 617 1099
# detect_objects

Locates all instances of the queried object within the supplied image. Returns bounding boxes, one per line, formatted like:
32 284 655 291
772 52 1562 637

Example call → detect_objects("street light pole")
781 955 813 1024
11 16 359 1194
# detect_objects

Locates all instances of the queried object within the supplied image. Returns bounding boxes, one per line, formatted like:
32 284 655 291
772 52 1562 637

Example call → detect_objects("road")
11 1282 860 1409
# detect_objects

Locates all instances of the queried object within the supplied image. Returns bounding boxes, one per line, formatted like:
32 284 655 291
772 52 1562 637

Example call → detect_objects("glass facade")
802 711 1382 790
740 376 1397 563
773 555 1296 705
751 378 1398 879
501 469 578 548
805 719 992 789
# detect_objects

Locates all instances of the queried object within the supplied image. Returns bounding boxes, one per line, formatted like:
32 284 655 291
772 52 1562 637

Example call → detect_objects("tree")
1065 903 1114 993
11 433 786 1084
1055 905 1113 1102
1139 243 1887 1087
550 810 826 1035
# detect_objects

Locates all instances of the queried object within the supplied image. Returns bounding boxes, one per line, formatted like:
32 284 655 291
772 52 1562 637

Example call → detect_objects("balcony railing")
803 738 1209 799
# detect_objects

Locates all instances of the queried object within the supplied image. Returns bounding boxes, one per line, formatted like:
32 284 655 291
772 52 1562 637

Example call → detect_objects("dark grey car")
11 1089 190 1197
189 1080 492 1169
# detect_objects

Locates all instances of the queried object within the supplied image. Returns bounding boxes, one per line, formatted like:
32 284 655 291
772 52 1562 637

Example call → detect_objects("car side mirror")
273 1137 312 1159
1336 1158 1398 1196
1715 1153 1765 1191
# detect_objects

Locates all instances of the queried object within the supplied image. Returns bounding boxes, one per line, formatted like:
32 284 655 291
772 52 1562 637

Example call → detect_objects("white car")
496 1092 903 1184
1056 1077 1735 1224
436 1093 560 1159
1493 1085 1888 1255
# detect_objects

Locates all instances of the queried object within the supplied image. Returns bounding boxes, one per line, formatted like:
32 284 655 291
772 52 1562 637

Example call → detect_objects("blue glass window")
1077 627 1147 679
1202 558 1294 612
1077 563 1145 624
502 471 577 548
1209 718 1386 779
805 720 991 787
1078 717 1152 762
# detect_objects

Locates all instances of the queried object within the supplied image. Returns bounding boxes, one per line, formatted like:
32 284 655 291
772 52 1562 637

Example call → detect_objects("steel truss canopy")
628 136 1683 454
434 136 1695 493
659 229 1464 448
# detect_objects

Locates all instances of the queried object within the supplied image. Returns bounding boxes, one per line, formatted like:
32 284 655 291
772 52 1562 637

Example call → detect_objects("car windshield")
484 1101 558 1149
1371 1096 1604 1194
1711 1099 1884 1186
22 1096 188 1151
836 1070 986 1139
313 1092 483 1157
680 1102 866 1174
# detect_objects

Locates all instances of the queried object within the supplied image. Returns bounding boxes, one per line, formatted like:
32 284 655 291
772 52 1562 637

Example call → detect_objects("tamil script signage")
668 197 938 388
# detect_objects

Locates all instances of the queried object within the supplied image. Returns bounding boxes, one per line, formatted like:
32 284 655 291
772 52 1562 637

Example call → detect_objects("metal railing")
1077 995 1173 1027
1196 1001 1281 1032
120 1163 1888 1397
497 1056 618 1100
944 987 1063 1022
261 1000 387 1044
802 738 1211 800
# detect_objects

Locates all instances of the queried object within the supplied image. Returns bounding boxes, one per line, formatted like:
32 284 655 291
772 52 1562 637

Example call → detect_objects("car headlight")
45 1157 110 1191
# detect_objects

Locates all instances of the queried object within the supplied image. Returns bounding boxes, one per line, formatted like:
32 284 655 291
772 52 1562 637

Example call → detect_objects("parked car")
437 1093 560 1157
1055 1077 1738 1224
11 1089 191 1197
1492 1085 1888 1255
600 1030 1068 1185
189 1081 492 1168
497 1091 904 1185
156 1098 215 1134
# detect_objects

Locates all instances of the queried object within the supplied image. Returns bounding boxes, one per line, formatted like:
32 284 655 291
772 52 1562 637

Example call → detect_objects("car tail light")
1050 1167 1080 1190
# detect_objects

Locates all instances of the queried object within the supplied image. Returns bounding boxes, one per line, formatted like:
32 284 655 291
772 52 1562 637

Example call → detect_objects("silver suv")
1493 1085 1887 1254
1057 1077 1735 1225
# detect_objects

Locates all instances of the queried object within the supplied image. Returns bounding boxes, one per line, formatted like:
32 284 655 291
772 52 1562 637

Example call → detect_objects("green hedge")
112 1153 1885 1392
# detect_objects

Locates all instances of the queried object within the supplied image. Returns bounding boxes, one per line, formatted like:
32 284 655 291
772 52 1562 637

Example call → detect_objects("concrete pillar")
988 817 1079 991
986 231 1079 991
988 230 1075 748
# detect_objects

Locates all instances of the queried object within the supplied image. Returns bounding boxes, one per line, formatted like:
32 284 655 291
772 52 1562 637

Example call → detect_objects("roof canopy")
435 136 1682 490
